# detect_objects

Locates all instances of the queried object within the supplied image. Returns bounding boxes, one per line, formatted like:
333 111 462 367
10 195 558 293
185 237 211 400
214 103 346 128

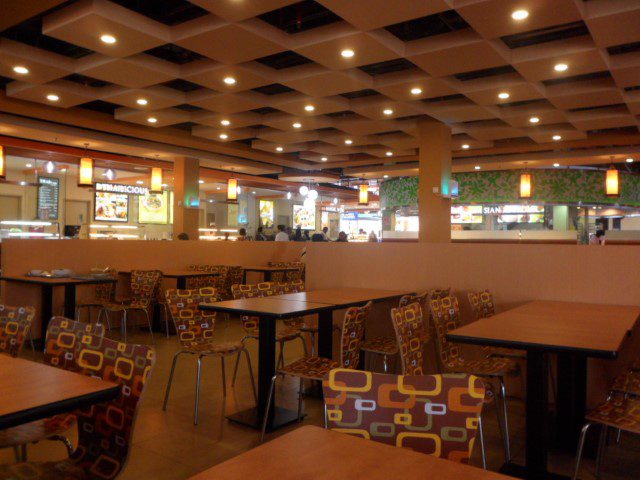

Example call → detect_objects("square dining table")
241 265 300 283
447 300 640 480
118 270 221 290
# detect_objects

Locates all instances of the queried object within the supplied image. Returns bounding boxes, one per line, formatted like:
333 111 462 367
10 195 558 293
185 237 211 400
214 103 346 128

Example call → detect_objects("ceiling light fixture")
383 108 394 115
385 151 393 157
321 157 328 162
276 146 284 152
286 192 292 200
46 94 59 102
100 34 117 44
304 104 315 112
498 92 510 99
474 165 481 170
13 66 29 75
219 133 228 140
553 135 562 141
553 163 560 167
462 144 470 149
136 98 148 106
511 9 529 21
345 139 353 145
45 160 55 174
103 168 115 182
340 49 355 58
529 116 540 124
198 179 205 184
383 175 389 179
136 180 144 185
25 163 32 168
147 117 157 123
410 87 422 95
626 158 634 163
223 76 236 85
292 122 302 128
554 63 568 72
220 119 230 126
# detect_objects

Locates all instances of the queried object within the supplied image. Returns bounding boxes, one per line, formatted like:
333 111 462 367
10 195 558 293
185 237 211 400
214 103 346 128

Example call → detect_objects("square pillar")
173 156 200 240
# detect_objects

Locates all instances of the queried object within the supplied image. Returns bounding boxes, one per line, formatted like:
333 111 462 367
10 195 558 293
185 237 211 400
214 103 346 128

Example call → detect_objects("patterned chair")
163 287 257 424
0 332 155 480
276 280 319 352
101 269 162 342
391 302 429 375
268 261 305 283
261 302 372 441
429 296 518 463
75 269 117 327
323 369 487 465
230 282 306 388
0 317 105 461
186 264 227 291
0 304 35 357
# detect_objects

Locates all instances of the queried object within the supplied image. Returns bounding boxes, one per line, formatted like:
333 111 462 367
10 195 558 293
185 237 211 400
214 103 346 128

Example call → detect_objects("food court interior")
1 1 640 479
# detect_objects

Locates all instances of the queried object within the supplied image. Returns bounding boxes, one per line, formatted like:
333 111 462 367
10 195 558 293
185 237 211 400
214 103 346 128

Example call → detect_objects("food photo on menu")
94 192 129 222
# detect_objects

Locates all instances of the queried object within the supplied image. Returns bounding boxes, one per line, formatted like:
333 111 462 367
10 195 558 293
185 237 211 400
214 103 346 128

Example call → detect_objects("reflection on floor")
1 318 638 479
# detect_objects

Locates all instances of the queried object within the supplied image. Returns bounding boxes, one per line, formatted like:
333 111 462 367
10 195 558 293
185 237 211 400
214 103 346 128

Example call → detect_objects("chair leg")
383 354 389 373
231 350 242 388
310 331 316 356
299 335 308 357
242 348 258 405
323 404 328 429
260 375 278 443
498 377 511 462
163 351 183 410
101 309 112 334
297 377 304 422
18 444 27 462
194 355 203 425
143 308 155 344
595 425 608 478
221 356 227 397
49 435 74 456
478 414 487 470
162 303 170 338
277 342 285 370
572 422 594 480
121 310 127 343
29 329 36 359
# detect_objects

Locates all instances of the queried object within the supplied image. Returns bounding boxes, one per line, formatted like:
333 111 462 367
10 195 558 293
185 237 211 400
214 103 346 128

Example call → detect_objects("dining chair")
0 333 155 480
186 264 228 292
230 282 307 389
429 295 518 463
260 302 372 442
391 301 429 375
0 317 105 462
275 280 319 353
323 369 486 465
75 269 117 327
101 269 161 342
268 261 305 283
163 287 257 425
0 304 35 357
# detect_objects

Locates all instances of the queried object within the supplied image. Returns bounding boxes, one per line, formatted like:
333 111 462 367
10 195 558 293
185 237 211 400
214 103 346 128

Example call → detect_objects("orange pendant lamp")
227 177 238 202
358 184 369 205
0 145 5 179
78 143 94 186
150 167 163 193
519 172 532 199
606 165 619 197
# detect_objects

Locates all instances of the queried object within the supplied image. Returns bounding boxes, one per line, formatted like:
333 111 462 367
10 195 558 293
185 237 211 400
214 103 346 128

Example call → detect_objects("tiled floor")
1 318 638 479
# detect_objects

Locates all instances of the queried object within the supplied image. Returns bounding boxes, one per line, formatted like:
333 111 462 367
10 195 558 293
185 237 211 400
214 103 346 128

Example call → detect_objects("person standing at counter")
275 225 289 242
590 229 606 245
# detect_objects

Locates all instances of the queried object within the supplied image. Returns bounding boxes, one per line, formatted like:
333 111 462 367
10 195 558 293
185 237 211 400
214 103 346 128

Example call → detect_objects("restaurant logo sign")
95 182 148 195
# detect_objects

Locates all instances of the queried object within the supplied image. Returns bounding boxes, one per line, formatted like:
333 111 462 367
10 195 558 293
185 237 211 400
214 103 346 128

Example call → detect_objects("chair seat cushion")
446 357 519 377
284 317 318 333
278 356 340 380
611 371 640 396
186 341 243 355
586 396 640 435
360 336 399 355
103 301 148 311
0 414 75 448
0 460 85 480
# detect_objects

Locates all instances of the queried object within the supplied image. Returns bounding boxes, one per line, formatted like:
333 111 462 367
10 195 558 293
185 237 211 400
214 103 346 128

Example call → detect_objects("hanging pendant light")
358 184 369 205
227 177 238 202
519 172 532 199
45 160 55 174
78 144 94 187
150 167 163 193
104 168 115 181
0 145 5 179
606 165 619 197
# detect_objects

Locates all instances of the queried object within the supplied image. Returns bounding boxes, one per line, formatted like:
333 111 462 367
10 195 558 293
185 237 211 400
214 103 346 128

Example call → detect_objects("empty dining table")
447 300 640 480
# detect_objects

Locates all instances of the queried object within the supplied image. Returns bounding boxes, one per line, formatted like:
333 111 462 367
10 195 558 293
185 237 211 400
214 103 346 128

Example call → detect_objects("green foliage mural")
380 170 640 209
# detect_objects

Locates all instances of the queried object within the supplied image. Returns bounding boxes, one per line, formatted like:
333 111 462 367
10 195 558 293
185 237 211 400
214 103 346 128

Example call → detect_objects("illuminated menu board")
138 192 168 224
94 191 128 222
259 200 274 227
293 204 316 230
37 177 59 220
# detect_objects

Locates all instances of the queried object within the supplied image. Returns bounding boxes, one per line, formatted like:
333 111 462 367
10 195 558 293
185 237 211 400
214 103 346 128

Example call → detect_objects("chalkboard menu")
37 177 59 220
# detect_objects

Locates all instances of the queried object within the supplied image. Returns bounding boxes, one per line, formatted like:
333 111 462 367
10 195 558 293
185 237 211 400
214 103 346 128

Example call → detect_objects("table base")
226 406 306 431
500 463 571 480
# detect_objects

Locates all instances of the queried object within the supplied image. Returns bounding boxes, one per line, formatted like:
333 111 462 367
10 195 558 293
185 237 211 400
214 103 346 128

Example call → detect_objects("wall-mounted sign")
293 204 316 230
95 182 148 195
138 192 168 224
94 191 128 222
259 200 274 227
37 177 59 220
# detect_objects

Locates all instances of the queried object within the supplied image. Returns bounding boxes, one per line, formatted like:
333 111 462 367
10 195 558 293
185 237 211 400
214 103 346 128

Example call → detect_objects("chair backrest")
0 304 35 357
165 288 218 347
274 280 305 294
467 290 495 320
232 282 278 334
428 288 451 300
398 291 428 309
339 302 371 369
225 266 244 296
44 317 106 371
71 335 155 478
391 302 425 375
130 269 162 305
268 261 305 283
323 369 485 464
429 296 464 370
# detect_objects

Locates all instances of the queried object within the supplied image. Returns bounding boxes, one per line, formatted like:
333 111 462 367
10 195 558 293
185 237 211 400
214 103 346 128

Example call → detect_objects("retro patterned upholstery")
611 370 640 397
585 395 640 435
105 269 162 310
268 262 305 283
391 302 426 375
185 265 227 292
0 335 155 480
275 280 318 333
0 304 35 357
323 369 486 464
360 335 399 356
429 297 518 378
75 270 117 317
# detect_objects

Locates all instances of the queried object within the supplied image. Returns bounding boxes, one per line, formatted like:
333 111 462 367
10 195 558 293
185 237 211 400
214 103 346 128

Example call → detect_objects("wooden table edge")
0 276 117 285
198 302 337 318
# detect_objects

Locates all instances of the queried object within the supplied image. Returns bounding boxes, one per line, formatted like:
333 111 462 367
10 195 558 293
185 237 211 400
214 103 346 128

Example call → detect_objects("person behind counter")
237 228 248 241
590 229 606 245
275 225 289 242
255 226 267 241
336 231 349 242
176 232 189 240
292 227 303 242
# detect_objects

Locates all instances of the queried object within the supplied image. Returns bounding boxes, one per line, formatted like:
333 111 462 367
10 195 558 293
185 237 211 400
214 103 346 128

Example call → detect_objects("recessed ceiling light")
554 63 568 72
552 135 562 141
223 76 236 85
292 122 302 128
19 181 27 186
219 133 228 140
60 168 67 173
136 180 144 185
383 175 389 179
529 116 540 124
462 144 470 149
100 34 117 44
345 139 353 145
161 183 168 187
553 163 560 167
276 146 284 152
136 98 148 106
474 165 481 170
220 119 230 126
321 157 328 162
626 157 634 163
252 191 256 194
498 92 510 99
340 49 355 58
410 87 423 95
385 151 393 157
46 94 59 102
511 9 529 21
198 179 205 184
304 104 315 112
147 117 157 123
208 199 214 203
216 186 221 190
383 108 394 115
25 163 33 168
13 66 29 75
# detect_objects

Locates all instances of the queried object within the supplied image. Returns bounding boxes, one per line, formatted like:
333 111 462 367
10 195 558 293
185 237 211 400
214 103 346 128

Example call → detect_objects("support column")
417 119 452 243
173 156 200 240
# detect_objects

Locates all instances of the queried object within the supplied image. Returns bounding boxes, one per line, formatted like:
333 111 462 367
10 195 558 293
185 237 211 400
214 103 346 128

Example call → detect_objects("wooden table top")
199 297 335 318
448 300 640 358
0 355 120 429
188 426 514 480
275 287 411 308
118 270 220 278
0 275 116 286
242 265 300 272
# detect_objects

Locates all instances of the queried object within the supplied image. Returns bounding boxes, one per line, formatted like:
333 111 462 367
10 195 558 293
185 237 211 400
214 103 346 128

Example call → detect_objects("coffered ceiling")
1 0 640 180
